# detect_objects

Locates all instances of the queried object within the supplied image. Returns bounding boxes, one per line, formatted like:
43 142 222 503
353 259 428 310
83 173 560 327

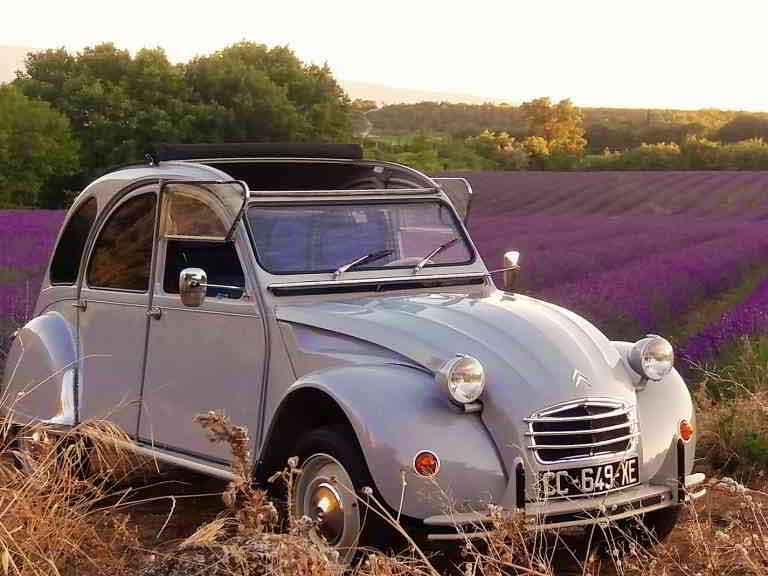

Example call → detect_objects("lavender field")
2 171 768 370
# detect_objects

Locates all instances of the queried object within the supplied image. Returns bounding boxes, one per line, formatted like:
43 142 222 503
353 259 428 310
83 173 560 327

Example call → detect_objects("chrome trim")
268 272 488 292
424 485 675 534
524 406 633 423
526 398 638 464
527 432 639 450
412 450 441 478
525 420 636 436
247 187 438 198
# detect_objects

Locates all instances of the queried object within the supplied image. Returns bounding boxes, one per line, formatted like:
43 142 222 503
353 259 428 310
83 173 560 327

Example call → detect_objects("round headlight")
628 336 674 381
438 355 485 405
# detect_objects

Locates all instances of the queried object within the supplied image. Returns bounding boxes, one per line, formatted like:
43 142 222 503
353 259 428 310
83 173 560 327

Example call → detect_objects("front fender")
614 342 696 485
1 312 78 426
288 364 507 519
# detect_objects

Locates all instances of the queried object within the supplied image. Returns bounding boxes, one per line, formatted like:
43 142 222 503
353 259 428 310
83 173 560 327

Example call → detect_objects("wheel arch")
1 311 79 426
256 386 364 484
256 364 507 520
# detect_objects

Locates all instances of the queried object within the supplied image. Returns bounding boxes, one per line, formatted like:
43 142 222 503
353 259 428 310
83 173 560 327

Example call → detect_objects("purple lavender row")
538 228 768 337
471 216 749 290
0 210 64 270
680 276 768 364
446 171 768 219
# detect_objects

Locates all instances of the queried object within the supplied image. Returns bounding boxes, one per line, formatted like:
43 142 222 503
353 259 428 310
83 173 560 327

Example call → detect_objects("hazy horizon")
2 0 767 111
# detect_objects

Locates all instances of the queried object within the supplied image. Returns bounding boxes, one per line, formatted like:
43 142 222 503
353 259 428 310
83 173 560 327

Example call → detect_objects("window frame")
84 190 159 294
49 196 99 286
155 183 249 302
246 197 477 276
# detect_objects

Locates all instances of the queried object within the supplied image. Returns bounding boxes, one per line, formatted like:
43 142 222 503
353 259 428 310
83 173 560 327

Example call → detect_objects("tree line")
363 101 768 152
3 41 768 208
0 42 351 207
361 99 768 172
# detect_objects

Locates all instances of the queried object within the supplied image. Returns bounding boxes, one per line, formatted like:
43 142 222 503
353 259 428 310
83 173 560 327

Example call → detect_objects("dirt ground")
124 465 753 575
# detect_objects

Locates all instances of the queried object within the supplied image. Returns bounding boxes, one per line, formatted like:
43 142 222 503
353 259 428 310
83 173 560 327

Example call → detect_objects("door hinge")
147 306 162 320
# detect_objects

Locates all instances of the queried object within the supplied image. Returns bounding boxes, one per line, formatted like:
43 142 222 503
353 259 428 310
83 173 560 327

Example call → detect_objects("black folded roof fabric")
153 143 363 162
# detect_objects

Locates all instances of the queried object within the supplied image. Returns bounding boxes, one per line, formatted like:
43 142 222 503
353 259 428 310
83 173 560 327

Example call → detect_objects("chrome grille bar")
525 399 637 464
525 420 635 437
524 406 632 423
527 432 639 450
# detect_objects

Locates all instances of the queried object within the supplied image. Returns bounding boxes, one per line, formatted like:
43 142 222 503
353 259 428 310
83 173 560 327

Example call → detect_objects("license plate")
539 457 639 499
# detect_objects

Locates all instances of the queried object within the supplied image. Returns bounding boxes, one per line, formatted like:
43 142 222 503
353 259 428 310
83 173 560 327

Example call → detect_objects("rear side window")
50 197 98 285
87 193 157 291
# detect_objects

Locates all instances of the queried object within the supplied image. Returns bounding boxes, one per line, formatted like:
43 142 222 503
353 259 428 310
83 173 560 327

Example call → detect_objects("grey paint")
1 156 699 530
285 365 507 518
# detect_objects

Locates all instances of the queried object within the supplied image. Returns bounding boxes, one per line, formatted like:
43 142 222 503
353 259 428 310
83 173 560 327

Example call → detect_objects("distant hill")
339 79 503 106
0 46 35 83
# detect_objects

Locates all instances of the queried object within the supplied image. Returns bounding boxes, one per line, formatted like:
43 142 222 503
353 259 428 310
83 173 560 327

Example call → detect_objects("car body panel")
2 308 78 425
139 292 265 461
284 365 508 519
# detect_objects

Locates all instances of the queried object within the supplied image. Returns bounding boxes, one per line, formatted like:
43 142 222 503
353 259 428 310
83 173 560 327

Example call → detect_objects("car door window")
87 193 157 291
161 189 245 299
163 240 245 299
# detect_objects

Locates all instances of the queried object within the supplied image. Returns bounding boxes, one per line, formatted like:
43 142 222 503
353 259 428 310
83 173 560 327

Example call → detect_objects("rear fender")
1 312 78 426
281 364 507 519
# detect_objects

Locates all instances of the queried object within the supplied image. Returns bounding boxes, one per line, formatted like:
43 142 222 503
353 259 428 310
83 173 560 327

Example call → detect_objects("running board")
121 438 236 481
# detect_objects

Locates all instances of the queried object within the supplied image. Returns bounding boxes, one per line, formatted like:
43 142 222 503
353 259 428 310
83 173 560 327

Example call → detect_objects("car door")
78 189 157 434
138 182 266 463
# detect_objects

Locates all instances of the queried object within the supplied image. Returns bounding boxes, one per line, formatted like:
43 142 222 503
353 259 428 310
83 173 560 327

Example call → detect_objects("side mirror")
180 267 207 307
433 178 473 224
502 251 520 292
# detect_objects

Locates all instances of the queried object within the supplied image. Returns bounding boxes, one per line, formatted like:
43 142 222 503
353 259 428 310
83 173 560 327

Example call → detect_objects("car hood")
276 290 639 472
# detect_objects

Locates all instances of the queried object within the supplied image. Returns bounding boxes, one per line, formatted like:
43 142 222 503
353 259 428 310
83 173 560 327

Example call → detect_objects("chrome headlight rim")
437 354 486 406
628 335 675 382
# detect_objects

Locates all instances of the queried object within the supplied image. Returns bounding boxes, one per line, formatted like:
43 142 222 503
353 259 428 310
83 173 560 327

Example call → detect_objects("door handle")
147 306 162 320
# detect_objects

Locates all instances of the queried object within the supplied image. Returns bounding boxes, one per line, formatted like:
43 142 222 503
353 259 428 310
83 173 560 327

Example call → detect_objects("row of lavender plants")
534 225 768 339
0 211 63 344
471 215 748 290
681 275 768 364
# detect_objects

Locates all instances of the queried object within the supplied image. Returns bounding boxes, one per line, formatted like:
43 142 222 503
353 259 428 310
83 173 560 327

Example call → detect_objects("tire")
11 426 92 478
292 427 390 563
639 505 680 544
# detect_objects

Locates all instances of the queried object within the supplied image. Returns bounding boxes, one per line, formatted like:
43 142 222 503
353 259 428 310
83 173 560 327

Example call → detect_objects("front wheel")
640 505 680 543
292 428 377 563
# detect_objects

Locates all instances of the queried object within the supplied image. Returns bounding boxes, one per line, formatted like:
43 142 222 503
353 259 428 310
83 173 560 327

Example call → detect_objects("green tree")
0 85 79 206
184 42 351 142
520 97 587 161
718 114 768 143
15 42 353 186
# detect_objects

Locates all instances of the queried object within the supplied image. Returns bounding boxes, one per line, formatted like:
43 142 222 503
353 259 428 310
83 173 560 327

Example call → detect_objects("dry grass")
0 396 764 575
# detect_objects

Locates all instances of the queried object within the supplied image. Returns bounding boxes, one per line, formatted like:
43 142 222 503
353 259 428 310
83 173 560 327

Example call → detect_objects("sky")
3 0 767 110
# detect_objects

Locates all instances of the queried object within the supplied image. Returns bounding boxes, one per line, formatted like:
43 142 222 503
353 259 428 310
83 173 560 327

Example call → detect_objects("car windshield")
248 201 474 275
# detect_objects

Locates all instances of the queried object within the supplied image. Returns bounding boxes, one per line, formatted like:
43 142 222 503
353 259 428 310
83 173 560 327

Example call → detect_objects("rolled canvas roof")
153 143 364 162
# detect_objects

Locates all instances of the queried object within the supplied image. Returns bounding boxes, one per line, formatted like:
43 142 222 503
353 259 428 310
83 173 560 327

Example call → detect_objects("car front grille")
525 399 637 463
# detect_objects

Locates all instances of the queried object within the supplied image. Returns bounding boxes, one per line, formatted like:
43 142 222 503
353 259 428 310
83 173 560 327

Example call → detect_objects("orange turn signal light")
679 419 694 442
413 451 440 478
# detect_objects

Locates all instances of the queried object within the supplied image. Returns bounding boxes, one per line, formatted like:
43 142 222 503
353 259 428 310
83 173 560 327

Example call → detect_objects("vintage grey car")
2 143 704 558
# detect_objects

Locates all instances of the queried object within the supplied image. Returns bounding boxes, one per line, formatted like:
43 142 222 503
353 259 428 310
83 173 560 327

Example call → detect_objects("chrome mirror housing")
180 267 207 307
502 251 520 292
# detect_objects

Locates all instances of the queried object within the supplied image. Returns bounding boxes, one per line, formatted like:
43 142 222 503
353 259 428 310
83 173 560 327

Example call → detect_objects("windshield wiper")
414 237 460 272
333 249 394 279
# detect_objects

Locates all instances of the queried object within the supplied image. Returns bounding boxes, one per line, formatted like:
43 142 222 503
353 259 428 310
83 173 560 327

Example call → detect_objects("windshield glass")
248 201 474 274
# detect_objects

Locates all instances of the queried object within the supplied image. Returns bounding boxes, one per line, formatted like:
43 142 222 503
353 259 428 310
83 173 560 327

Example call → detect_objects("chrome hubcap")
309 481 345 544
294 452 361 563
